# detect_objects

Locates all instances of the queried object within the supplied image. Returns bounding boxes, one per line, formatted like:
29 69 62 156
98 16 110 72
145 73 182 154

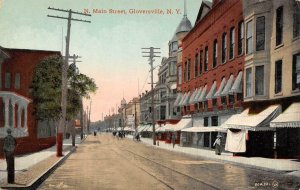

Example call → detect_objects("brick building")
178 0 244 149
0 47 61 156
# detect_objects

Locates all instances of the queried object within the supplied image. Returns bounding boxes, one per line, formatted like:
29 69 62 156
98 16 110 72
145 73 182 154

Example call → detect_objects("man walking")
213 134 222 155
3 128 17 183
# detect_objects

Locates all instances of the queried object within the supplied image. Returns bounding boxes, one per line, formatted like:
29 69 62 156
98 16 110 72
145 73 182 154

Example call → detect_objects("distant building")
0 47 61 156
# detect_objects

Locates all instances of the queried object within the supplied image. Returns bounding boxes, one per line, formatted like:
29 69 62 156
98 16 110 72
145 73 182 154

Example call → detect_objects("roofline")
2 47 61 54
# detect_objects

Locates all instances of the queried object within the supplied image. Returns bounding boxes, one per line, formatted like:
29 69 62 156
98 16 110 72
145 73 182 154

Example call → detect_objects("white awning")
124 127 135 132
117 127 122 131
189 89 198 104
174 93 183 107
221 75 234 96
172 117 192 131
271 102 300 128
145 125 158 132
206 81 217 100
193 87 202 103
229 71 243 94
181 91 191 106
214 78 226 97
198 85 207 102
182 126 227 133
222 105 281 131
170 83 177 90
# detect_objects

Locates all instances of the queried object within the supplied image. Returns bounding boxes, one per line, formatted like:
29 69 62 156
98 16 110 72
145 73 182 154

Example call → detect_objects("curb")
141 139 299 177
0 146 77 190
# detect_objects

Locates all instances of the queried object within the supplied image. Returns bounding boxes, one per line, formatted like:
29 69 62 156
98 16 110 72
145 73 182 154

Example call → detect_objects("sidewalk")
0 134 87 189
129 135 300 178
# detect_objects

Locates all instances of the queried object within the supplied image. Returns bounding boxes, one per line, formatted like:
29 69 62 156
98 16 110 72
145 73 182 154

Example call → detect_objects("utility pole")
142 47 161 145
88 101 92 133
47 7 91 157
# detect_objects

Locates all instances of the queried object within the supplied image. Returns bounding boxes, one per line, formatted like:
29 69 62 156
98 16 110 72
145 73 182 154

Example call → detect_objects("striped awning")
198 85 207 102
214 78 226 97
182 126 227 133
221 75 234 96
174 93 183 107
271 103 300 128
193 87 202 104
222 105 281 131
206 81 217 100
181 91 191 106
229 71 243 94
189 89 198 104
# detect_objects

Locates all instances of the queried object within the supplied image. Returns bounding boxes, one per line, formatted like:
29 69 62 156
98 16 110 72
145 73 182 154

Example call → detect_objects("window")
14 73 20 90
212 98 217 107
187 59 191 81
5 73 11 89
195 54 198 77
292 53 300 90
204 47 208 71
204 117 209 127
172 42 178 51
169 61 176 76
256 16 265 51
276 6 283 46
178 66 182 85
184 61 187 82
160 106 166 120
237 93 243 101
203 101 208 111
229 27 235 59
246 20 253 54
246 68 252 97
222 33 227 63
213 40 218 68
221 96 227 105
238 21 244 55
200 50 203 75
275 60 282 94
229 94 234 104
255 66 264 95
211 116 218 126
294 5 300 38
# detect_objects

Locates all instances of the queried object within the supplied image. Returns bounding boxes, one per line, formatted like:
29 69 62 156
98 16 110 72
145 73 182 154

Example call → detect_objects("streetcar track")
121 148 221 190
111 149 175 190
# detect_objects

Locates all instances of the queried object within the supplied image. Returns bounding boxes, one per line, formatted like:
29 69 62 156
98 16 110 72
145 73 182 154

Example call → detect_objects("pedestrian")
172 133 176 148
213 134 222 155
3 128 17 184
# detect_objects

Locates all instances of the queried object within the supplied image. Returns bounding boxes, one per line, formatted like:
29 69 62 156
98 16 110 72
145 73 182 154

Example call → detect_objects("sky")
0 0 202 122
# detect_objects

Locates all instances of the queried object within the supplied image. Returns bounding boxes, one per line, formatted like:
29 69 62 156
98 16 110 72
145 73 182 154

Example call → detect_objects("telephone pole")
142 47 160 145
48 7 91 157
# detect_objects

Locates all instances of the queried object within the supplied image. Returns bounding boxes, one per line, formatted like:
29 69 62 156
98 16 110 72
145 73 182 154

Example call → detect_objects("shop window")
276 6 283 46
246 20 253 54
238 21 244 55
222 33 227 63
211 116 218 126
199 102 203 111
255 65 264 95
229 27 235 59
178 66 182 85
246 68 252 97
275 60 282 94
213 40 218 68
204 47 208 71
256 16 265 51
292 53 300 90
203 101 208 111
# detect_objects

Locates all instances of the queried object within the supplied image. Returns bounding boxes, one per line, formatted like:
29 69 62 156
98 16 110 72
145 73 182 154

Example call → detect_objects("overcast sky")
0 0 202 121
